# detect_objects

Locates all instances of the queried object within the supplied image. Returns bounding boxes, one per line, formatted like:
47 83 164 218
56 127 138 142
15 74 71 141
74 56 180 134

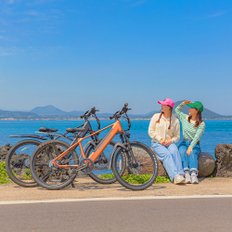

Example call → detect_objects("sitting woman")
175 100 206 184
148 98 185 185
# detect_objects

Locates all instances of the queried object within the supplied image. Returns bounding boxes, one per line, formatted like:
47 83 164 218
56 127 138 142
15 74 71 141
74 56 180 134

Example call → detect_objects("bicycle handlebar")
109 111 120 120
80 107 101 130
80 110 89 119
80 107 99 118
110 103 131 119
109 103 132 130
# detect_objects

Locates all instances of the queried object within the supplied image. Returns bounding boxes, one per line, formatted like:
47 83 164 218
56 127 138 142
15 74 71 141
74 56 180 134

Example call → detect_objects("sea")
0 119 232 158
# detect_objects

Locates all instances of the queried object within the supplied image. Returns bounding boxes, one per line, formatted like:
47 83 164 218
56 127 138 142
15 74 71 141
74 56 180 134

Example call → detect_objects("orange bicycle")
30 104 158 190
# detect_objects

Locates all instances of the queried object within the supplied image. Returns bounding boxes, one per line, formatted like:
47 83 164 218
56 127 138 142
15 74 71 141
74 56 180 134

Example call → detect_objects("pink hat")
157 98 175 108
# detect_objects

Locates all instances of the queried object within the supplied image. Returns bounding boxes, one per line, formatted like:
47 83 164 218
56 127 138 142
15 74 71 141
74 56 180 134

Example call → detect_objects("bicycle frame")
52 120 124 168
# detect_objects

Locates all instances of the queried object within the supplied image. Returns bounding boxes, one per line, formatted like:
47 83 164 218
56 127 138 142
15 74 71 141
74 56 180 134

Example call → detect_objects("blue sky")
0 0 231 114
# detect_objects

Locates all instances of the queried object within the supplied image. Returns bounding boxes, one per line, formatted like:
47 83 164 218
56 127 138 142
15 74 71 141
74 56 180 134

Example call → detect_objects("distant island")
0 101 232 120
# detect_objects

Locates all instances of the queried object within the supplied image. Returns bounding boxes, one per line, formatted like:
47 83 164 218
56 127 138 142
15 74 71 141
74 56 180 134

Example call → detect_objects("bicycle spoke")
31 140 78 190
6 140 40 187
41 170 52 182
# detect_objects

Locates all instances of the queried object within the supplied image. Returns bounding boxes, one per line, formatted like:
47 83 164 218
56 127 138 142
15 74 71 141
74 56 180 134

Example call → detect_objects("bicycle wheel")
112 141 158 191
85 141 126 184
30 140 78 190
6 140 41 187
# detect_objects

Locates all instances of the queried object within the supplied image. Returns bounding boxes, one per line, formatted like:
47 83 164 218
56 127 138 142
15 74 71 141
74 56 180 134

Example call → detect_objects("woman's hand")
182 100 192 105
163 138 172 147
160 138 172 146
160 138 165 145
186 147 193 155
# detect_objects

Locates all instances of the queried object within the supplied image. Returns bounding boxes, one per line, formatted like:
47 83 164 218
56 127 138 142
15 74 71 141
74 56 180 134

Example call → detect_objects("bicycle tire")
6 140 41 187
112 141 158 191
30 140 78 190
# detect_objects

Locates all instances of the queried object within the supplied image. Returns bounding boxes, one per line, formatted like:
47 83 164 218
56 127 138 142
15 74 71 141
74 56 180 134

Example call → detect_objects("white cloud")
0 0 64 42
4 0 17 4
2 0 55 5
26 10 41 17
0 46 23 56
207 11 227 18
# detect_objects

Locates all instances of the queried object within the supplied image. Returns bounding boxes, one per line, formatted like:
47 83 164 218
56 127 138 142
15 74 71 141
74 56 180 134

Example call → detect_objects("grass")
98 173 170 184
155 176 170 183
0 162 11 184
0 162 170 185
21 168 32 180
0 162 32 185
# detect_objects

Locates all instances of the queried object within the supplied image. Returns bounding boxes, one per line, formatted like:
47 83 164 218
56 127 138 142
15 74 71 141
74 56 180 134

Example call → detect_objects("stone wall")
2 144 232 179
0 144 11 162
215 144 232 177
157 152 216 178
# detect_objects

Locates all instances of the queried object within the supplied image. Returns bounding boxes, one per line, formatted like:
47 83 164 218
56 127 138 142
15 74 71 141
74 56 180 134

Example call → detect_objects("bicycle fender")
9 134 47 140
111 142 126 157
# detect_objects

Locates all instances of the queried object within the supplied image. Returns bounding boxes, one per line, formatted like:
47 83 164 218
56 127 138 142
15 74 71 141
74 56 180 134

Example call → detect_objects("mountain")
174 101 223 119
31 105 67 117
0 109 38 119
0 103 231 120
68 110 85 117
31 105 84 118
138 101 228 120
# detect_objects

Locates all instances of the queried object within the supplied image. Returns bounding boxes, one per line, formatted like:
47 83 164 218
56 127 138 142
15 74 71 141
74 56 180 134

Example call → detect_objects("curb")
1 195 232 205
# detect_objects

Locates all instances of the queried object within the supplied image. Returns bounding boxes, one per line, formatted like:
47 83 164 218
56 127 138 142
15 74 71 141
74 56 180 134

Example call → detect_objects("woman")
148 98 185 184
175 100 205 184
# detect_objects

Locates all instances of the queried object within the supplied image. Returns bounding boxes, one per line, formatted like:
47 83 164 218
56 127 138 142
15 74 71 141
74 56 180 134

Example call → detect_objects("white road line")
1 195 232 205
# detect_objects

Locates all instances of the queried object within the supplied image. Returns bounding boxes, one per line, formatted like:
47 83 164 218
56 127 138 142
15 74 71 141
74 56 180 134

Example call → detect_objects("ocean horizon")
0 119 232 157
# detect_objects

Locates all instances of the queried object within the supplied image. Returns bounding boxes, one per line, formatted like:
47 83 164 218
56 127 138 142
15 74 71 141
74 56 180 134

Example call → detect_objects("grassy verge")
0 162 11 184
0 162 171 185
21 168 32 180
99 174 170 184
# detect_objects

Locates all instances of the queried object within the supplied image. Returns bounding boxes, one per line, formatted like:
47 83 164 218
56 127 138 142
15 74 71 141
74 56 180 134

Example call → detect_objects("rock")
215 144 232 177
198 152 216 177
0 144 12 162
155 152 215 178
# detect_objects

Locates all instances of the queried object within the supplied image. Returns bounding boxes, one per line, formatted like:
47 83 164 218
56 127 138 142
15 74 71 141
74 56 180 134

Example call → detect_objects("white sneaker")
185 171 191 184
174 174 185 185
191 172 199 184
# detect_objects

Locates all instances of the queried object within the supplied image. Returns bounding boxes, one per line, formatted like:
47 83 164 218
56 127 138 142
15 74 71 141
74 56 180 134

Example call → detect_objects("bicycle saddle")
66 128 85 133
39 127 58 133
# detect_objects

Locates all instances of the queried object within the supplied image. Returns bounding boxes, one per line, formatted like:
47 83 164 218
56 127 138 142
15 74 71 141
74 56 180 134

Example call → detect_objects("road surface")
0 197 231 232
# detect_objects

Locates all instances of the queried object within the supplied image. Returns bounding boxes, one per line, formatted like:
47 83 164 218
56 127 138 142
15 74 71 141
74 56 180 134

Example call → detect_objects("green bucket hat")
187 101 204 112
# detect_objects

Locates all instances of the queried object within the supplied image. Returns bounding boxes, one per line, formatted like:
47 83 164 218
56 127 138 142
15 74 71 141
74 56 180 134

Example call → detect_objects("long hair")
188 109 203 127
156 106 172 129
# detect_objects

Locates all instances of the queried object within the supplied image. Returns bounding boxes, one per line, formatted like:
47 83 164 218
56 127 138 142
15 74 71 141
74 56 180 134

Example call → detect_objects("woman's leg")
151 142 179 181
189 145 201 173
178 141 189 171
187 145 201 184
167 143 184 175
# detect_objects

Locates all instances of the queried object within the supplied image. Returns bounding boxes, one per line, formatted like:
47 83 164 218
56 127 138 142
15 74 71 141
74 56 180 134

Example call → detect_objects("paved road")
0 198 231 232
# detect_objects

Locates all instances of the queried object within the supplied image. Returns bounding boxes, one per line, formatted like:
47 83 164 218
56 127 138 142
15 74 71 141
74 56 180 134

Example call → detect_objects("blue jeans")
151 142 184 181
178 140 201 173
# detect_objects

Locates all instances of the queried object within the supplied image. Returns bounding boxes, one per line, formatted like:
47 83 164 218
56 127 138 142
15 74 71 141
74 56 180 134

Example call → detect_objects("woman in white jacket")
148 98 185 184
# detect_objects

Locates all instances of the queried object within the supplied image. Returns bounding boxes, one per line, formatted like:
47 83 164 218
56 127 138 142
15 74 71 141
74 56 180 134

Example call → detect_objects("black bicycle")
6 127 74 187
6 108 118 187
